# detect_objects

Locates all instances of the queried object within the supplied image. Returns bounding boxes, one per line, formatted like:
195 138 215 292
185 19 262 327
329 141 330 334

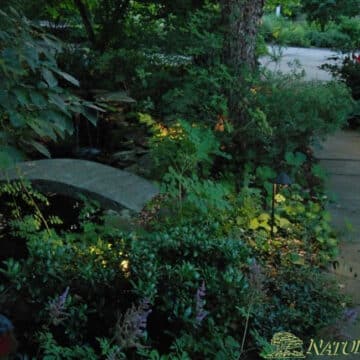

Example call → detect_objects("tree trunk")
221 0 264 72
220 0 264 120
219 0 265 169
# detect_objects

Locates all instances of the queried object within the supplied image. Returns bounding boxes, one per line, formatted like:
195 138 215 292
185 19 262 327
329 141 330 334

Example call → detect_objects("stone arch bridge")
0 159 159 212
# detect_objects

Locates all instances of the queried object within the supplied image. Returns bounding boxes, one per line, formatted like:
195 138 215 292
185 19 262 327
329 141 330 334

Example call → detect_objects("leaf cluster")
0 8 96 167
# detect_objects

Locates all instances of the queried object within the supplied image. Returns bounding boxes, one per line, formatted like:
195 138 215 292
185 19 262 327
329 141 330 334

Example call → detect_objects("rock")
73 147 101 159
112 150 137 166
94 91 136 104
103 208 137 232
138 153 154 171
124 153 153 178
135 147 149 155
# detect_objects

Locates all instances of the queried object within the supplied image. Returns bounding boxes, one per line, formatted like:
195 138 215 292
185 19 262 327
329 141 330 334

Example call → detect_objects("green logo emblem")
264 332 305 359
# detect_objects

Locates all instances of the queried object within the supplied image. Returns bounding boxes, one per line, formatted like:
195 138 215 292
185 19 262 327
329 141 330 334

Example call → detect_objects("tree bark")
219 0 265 167
221 0 264 72
74 0 96 45
220 0 264 121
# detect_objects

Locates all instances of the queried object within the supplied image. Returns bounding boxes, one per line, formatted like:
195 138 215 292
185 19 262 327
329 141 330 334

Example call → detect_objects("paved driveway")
260 46 338 81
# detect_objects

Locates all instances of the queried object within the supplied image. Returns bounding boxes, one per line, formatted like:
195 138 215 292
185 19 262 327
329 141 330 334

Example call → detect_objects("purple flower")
48 287 70 325
115 298 152 349
342 307 359 324
249 260 264 292
195 281 209 326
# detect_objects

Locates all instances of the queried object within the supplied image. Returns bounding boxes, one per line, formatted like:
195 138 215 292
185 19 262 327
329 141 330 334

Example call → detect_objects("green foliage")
268 187 339 265
160 64 232 124
0 1 351 358
264 0 301 16
262 14 360 49
161 170 232 218
250 72 353 164
322 56 360 103
261 15 311 47
148 119 232 219
301 0 360 30
0 8 95 168
0 172 345 359
38 332 98 360
130 224 251 357
253 266 343 341
322 55 360 127
0 182 254 358
150 119 230 178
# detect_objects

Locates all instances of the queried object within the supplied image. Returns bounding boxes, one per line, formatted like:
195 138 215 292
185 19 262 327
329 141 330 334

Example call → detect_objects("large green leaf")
28 140 51 157
8 112 25 127
48 93 70 115
80 107 98 126
12 88 29 106
46 110 73 135
53 69 80 87
42 68 58 88
29 91 47 108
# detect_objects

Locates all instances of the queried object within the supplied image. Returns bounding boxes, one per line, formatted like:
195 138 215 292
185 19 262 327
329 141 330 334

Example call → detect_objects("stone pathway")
314 130 360 354
0 159 159 213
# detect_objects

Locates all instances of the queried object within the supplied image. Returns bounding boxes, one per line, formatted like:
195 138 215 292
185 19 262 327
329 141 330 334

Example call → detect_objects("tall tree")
220 0 264 72
219 0 264 123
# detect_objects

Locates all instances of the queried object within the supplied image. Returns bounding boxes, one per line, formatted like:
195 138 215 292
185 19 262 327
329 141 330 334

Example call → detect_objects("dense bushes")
253 266 343 341
0 180 345 359
251 74 353 161
0 182 248 358
262 14 360 50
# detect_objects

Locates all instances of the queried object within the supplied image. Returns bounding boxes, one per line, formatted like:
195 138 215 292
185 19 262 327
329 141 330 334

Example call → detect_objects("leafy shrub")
159 64 232 124
307 28 350 49
323 57 360 101
261 15 360 49
0 8 95 168
0 175 345 359
321 52 360 125
253 266 343 342
246 185 339 266
250 72 353 163
147 120 232 219
0 182 251 358
301 0 360 31
150 120 229 179
130 225 252 356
